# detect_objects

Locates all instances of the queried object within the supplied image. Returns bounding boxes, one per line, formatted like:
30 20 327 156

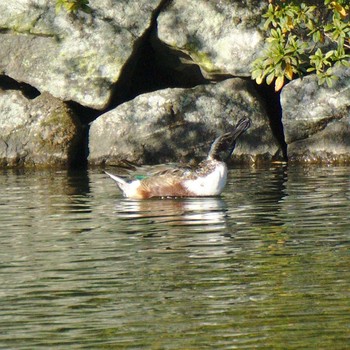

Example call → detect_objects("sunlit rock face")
0 0 163 109
281 66 350 164
1 1 348 168
88 78 282 166
0 90 82 167
154 0 267 79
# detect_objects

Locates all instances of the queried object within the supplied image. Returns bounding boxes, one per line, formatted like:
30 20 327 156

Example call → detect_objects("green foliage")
55 0 91 14
251 0 350 91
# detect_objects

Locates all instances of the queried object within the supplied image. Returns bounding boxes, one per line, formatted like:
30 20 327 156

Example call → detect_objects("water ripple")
0 166 349 349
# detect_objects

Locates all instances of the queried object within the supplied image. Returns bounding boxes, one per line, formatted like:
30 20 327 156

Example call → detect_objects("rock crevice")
0 1 349 168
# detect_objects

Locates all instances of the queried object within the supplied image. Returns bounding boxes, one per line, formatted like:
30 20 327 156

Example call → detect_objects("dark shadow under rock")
89 78 283 167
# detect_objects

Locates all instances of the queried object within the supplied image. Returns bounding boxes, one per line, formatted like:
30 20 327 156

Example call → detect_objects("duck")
105 117 251 199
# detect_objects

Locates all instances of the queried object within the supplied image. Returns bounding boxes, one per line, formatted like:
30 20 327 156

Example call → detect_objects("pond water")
0 165 349 349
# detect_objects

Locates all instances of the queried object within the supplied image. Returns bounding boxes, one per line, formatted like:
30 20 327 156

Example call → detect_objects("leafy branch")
55 0 91 14
251 0 350 91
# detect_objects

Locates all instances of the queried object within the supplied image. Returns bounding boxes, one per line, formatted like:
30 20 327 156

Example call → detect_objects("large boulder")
281 66 350 163
88 78 282 166
0 0 163 109
0 90 82 167
154 0 267 80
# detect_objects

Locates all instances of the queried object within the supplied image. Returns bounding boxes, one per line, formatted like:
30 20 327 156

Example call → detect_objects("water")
0 166 349 349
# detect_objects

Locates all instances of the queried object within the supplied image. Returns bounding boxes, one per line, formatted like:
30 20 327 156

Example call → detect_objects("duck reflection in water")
114 197 228 233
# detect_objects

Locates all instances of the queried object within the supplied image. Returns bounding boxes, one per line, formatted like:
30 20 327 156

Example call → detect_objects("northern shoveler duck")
105 117 251 199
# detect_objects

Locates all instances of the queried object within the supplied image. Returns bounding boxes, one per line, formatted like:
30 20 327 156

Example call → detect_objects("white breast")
124 179 143 198
184 162 228 196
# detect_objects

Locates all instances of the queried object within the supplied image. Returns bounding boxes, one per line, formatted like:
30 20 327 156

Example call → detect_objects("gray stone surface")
0 0 163 109
89 79 282 166
281 66 350 163
2 1 349 167
155 0 266 79
0 90 82 167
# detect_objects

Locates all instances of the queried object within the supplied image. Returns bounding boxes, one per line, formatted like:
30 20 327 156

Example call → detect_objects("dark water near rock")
0 166 349 349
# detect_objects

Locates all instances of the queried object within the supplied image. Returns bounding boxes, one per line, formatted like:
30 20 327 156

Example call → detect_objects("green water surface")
0 165 349 349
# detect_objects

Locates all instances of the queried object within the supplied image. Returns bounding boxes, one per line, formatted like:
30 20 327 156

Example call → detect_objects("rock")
0 90 82 167
0 0 163 109
154 0 267 79
88 78 282 166
281 66 350 163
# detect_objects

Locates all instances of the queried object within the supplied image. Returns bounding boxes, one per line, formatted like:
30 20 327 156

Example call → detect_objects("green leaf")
312 30 321 43
55 0 90 14
256 75 264 85
266 72 275 85
341 60 350 67
275 75 285 91
251 69 261 80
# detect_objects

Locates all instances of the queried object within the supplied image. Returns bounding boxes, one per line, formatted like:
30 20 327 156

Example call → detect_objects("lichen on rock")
0 0 164 109
0 90 83 167
155 0 267 79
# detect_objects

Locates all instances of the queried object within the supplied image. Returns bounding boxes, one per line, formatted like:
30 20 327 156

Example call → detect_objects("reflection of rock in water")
226 165 287 227
114 197 228 233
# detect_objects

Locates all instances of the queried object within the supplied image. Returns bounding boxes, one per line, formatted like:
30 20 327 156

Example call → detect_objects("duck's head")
208 117 251 162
